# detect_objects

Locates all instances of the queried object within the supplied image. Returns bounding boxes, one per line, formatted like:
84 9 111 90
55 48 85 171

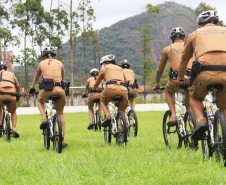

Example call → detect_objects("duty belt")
106 81 127 87
53 82 62 86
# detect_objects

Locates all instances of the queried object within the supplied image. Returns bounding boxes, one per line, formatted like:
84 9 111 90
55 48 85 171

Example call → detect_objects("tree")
139 4 159 101
11 0 45 105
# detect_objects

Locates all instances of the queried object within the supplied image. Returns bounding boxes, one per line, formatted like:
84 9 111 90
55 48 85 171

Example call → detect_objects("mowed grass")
1 111 226 184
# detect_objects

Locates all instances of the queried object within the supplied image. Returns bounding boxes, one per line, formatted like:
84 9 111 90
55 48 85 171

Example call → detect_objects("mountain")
15 1 197 87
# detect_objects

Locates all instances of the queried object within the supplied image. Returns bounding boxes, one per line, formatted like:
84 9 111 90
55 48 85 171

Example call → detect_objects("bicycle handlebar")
153 87 165 91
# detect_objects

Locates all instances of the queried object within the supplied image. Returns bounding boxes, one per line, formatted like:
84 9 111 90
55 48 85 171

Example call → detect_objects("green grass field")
1 111 226 184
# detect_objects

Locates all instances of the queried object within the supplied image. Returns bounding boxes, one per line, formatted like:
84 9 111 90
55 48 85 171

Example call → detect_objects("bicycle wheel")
214 110 226 166
43 126 50 150
127 109 138 137
3 114 11 142
115 111 127 146
163 110 178 149
53 114 63 153
201 110 214 160
96 110 101 131
92 110 97 131
104 124 112 144
184 110 197 149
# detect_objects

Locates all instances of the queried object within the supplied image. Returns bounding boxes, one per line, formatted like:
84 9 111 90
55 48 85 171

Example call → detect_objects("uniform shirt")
93 63 127 90
0 69 20 92
158 39 193 73
122 68 135 86
32 58 65 88
84 76 103 94
179 23 226 79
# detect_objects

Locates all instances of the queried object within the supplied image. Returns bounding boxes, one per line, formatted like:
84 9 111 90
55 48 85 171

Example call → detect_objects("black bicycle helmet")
120 59 130 68
90 68 99 76
42 47 56 57
100 54 115 65
0 61 7 70
197 10 219 25
170 27 185 41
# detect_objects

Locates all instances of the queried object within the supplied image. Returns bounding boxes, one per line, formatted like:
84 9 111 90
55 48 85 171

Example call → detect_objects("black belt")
54 82 62 86
0 91 17 96
200 65 226 71
106 81 127 87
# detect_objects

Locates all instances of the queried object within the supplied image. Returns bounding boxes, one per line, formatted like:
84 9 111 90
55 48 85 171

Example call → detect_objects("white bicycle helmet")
43 47 56 57
0 61 7 70
197 10 219 25
90 68 99 76
120 59 130 68
100 54 115 65
170 27 185 41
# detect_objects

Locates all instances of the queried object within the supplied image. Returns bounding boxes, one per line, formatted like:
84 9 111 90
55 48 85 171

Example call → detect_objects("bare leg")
185 89 191 111
129 99 135 110
165 90 176 116
190 96 204 123
100 102 110 118
88 108 93 124
0 106 2 125
37 101 47 121
98 103 103 119
59 113 66 143
11 111 17 131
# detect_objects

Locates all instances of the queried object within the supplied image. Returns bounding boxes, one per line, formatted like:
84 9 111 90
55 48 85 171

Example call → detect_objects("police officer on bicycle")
121 59 138 110
178 11 226 139
0 61 20 138
83 68 103 130
153 27 194 126
29 47 67 147
92 54 128 127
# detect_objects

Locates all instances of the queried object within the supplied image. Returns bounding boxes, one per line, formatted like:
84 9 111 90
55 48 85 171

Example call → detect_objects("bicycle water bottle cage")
3 100 10 104
49 95 60 101
113 96 122 106
93 99 100 103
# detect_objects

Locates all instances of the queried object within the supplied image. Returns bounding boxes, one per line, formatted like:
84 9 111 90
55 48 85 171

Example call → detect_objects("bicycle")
197 84 226 165
104 96 128 146
161 85 197 149
1 92 21 142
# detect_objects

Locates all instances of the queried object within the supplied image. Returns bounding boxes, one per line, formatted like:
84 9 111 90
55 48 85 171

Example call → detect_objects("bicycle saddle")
3 100 10 104
207 84 223 90
113 96 122 102
180 83 189 91
49 95 60 101
93 99 100 103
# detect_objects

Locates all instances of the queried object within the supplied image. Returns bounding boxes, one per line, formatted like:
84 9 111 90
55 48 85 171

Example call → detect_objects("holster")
189 61 201 86
169 67 178 80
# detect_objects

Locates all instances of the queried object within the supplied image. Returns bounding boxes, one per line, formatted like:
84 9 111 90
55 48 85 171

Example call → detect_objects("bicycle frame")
108 102 119 134
45 100 55 137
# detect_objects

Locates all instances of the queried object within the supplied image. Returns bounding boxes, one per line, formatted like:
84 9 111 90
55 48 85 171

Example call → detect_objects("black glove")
82 94 87 98
29 88 36 95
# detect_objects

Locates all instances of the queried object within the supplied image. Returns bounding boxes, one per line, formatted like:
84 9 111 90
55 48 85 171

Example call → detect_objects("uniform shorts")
129 88 138 100
88 92 101 109
189 71 226 110
38 86 66 114
166 79 181 94
101 84 128 112
0 87 17 113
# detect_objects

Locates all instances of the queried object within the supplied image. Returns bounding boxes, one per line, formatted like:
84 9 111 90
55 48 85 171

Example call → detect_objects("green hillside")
15 2 197 87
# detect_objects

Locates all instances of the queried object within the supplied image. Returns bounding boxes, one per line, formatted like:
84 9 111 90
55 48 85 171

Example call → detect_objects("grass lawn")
1 111 226 184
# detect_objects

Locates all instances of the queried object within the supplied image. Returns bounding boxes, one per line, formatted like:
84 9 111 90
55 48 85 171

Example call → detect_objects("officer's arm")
84 80 89 94
156 48 168 83
178 34 195 80
31 64 41 88
61 65 65 80
14 76 20 93
93 68 104 90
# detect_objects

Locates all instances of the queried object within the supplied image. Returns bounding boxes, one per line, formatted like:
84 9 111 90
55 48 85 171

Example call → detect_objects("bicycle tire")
104 124 111 144
214 110 226 166
163 110 178 149
127 109 138 137
115 111 127 146
201 110 214 160
3 114 11 142
96 110 101 131
53 114 63 153
43 126 50 150
184 110 197 149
